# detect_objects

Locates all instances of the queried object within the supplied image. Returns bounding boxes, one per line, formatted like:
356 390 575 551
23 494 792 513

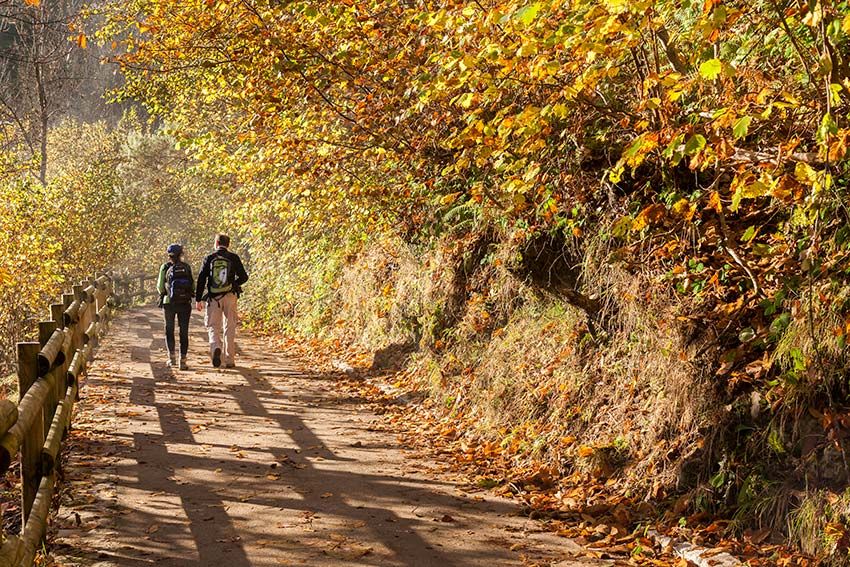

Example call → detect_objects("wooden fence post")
17 342 42 526
51 303 71 422
37 321 55 347
37 322 58 435
50 304 65 329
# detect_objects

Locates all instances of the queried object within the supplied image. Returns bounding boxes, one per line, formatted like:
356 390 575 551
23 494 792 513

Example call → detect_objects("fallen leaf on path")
325 543 373 560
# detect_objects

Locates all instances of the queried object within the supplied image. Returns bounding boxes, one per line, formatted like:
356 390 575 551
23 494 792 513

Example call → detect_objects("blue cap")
167 243 183 256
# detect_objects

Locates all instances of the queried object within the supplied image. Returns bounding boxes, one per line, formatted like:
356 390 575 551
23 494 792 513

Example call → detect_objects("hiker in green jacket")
157 243 195 370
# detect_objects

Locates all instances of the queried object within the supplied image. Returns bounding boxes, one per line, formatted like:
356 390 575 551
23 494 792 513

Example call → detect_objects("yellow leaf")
513 3 543 27
794 162 819 186
671 199 696 221
631 214 648 232
741 180 769 198
603 0 628 13
699 58 722 80
76 34 87 49
440 192 461 205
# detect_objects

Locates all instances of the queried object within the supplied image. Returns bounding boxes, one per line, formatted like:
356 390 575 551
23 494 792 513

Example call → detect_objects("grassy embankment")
241 224 850 562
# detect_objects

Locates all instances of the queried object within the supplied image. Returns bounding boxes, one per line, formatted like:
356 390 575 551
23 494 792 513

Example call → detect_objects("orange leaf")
707 190 722 213
577 445 595 457
632 203 666 231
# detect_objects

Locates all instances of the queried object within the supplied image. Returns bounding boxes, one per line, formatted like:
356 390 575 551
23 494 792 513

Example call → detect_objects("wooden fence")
0 274 123 565
111 272 158 305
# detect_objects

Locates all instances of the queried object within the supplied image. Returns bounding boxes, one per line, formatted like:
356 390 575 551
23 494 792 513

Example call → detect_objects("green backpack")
209 253 234 295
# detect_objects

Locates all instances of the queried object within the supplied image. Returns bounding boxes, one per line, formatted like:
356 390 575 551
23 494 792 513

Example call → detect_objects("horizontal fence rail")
0 273 132 566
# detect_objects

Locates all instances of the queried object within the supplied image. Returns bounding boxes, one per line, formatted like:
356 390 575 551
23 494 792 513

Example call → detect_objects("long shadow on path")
54 306 585 567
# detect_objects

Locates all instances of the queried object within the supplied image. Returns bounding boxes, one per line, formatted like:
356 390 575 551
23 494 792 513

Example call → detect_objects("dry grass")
789 489 850 564
322 230 721 499
774 290 847 405
333 238 427 349
0 373 17 401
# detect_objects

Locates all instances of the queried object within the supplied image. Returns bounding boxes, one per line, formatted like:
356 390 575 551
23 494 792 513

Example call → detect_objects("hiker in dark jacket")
157 243 195 370
195 234 248 368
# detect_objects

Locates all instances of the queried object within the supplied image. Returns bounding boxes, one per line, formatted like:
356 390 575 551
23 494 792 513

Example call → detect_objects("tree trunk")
35 6 49 186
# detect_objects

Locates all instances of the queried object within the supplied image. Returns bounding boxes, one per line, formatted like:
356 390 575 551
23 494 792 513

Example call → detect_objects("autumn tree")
0 0 119 183
101 0 850 318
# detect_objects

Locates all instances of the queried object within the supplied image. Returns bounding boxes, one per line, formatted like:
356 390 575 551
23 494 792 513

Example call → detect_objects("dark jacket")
196 247 248 301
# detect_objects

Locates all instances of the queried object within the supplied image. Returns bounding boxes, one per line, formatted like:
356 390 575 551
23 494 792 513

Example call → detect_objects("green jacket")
157 261 195 305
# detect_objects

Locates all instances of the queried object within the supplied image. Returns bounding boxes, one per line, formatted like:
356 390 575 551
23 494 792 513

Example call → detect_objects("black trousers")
163 302 191 356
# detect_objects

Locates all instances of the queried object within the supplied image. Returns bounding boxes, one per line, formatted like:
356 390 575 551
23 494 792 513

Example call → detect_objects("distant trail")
50 306 600 566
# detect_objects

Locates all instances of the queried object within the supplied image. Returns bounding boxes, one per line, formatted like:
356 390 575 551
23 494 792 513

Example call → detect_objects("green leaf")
623 136 645 159
699 58 723 80
739 327 756 342
741 225 756 242
611 215 632 238
769 312 791 335
790 348 805 371
752 243 772 256
817 112 838 144
683 134 706 156
513 3 542 27
662 133 684 159
732 116 752 139
710 471 727 489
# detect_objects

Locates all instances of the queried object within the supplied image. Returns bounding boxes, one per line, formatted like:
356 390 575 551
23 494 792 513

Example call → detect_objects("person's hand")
196 301 204 311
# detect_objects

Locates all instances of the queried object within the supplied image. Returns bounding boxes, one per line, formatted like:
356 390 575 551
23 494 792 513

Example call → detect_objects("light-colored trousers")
204 292 238 364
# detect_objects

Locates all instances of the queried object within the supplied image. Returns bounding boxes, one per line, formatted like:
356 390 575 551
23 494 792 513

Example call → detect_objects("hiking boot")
167 352 176 367
212 347 222 368
179 355 188 371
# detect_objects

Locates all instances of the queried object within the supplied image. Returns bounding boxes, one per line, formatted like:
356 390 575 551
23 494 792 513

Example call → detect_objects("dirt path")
49 306 607 567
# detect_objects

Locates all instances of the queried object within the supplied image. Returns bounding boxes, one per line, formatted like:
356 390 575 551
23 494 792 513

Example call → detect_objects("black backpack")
166 262 193 304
